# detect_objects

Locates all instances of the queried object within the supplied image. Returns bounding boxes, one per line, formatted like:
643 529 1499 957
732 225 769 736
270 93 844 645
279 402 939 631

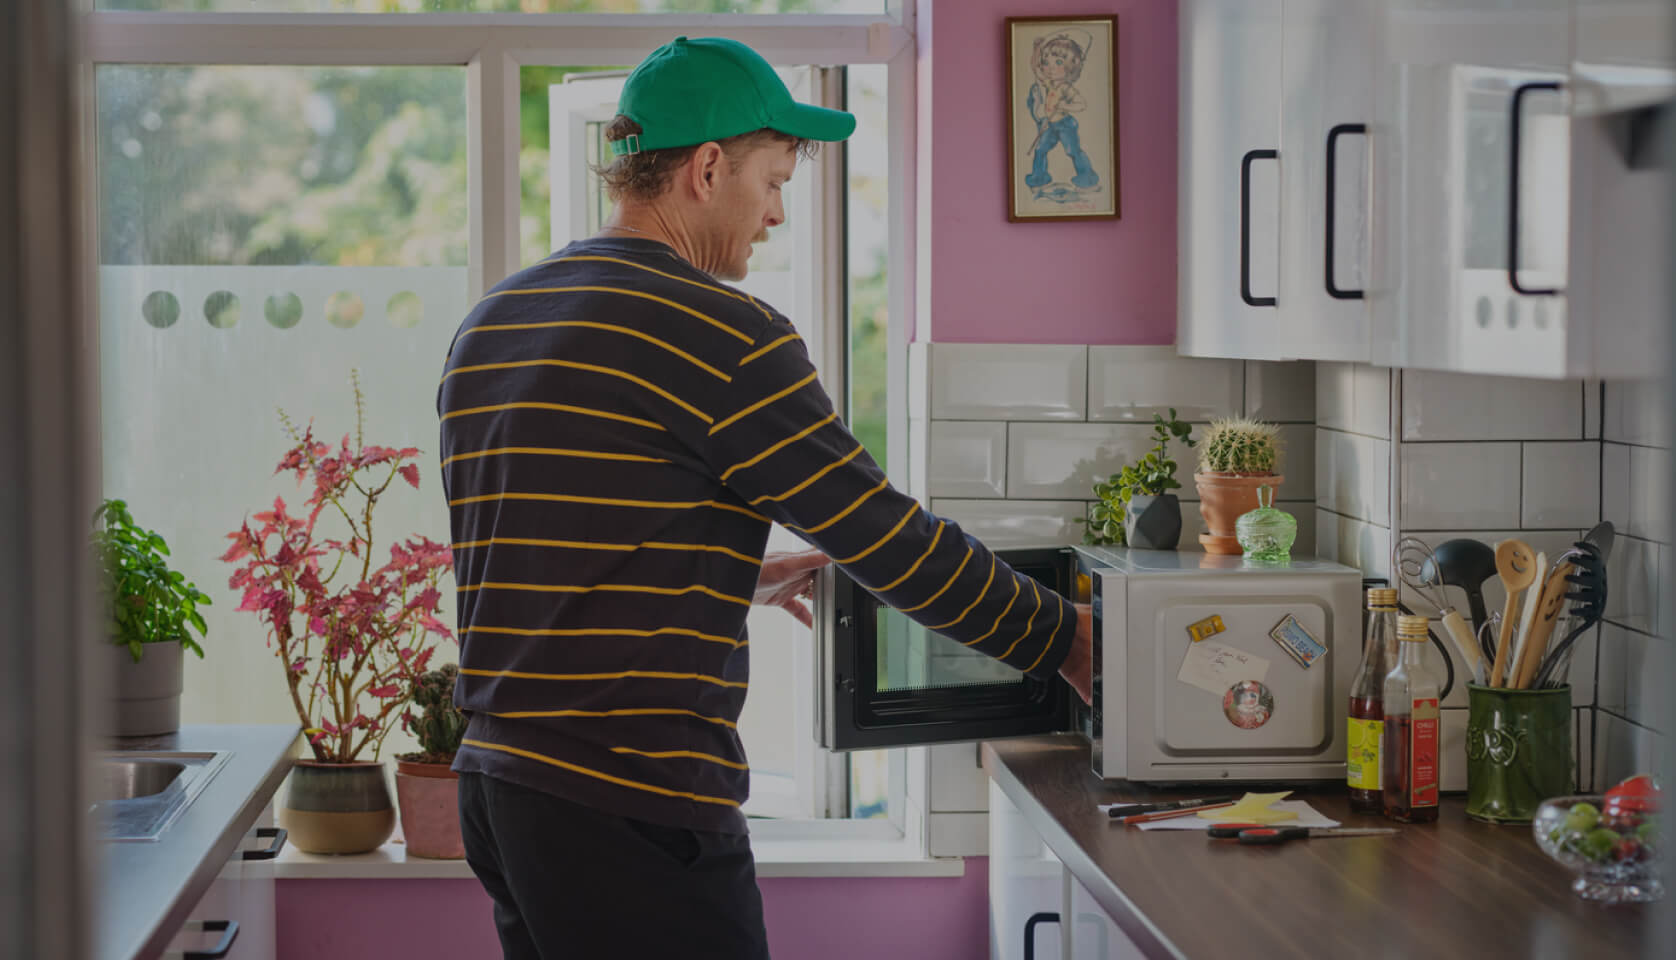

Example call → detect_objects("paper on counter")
1177 640 1270 697
1136 800 1340 831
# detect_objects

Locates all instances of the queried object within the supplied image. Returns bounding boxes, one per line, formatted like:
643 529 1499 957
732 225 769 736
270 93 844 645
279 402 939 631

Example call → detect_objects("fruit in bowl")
1533 775 1664 904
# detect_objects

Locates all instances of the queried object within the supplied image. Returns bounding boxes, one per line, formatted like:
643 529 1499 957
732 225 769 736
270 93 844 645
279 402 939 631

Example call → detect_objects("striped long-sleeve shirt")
438 236 1074 834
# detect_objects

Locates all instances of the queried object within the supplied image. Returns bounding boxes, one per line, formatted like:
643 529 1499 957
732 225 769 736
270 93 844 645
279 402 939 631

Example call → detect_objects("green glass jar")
1235 485 1296 562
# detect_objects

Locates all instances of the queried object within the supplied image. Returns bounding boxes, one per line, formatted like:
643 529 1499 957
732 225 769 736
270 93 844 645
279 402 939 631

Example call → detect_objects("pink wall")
918 0 1178 345
274 858 988 959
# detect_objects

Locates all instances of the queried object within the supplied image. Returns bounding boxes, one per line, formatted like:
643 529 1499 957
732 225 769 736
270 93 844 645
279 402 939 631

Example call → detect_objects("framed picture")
1005 15 1119 222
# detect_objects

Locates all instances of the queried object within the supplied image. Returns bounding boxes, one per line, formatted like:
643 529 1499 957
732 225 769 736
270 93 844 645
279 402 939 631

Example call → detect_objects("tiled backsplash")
910 344 1315 551
1315 363 1671 792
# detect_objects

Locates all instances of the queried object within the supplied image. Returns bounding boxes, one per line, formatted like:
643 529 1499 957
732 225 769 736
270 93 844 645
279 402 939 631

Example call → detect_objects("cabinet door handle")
1023 911 1059 960
1325 123 1367 300
1240 149 1279 307
183 920 240 960
1508 82 1563 297
241 826 287 861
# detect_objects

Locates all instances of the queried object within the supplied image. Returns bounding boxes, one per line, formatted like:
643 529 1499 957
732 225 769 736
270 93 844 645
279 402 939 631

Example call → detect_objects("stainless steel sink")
93 751 231 841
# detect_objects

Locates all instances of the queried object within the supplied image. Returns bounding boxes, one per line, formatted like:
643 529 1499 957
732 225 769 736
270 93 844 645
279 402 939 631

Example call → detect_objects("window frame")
81 4 924 851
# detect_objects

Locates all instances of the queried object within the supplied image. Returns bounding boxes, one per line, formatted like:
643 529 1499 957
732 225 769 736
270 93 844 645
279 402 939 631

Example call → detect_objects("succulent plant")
1198 417 1281 475
401 663 467 764
1082 410 1196 546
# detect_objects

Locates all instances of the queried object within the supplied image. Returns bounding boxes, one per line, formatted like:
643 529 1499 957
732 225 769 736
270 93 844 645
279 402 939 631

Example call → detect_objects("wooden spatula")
1491 540 1537 687
1512 562 1573 689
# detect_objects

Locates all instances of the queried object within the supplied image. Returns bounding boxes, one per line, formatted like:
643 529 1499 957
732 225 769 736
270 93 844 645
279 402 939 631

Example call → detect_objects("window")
87 5 914 831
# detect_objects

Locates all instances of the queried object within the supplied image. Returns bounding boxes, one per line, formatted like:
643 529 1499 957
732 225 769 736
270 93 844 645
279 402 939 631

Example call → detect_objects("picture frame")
1005 15 1120 222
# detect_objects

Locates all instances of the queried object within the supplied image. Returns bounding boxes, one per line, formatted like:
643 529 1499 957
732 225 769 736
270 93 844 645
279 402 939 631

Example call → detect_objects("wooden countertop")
983 735 1662 959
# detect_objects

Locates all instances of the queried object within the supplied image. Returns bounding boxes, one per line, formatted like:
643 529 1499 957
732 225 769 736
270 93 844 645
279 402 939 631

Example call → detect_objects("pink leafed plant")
222 371 454 763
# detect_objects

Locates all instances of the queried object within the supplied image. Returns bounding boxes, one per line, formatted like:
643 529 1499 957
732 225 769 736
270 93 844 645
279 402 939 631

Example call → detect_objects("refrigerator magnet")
1269 614 1327 669
1187 614 1225 643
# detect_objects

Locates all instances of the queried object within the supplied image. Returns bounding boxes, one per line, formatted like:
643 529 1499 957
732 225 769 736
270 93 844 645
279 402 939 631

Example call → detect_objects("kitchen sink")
93 751 231 841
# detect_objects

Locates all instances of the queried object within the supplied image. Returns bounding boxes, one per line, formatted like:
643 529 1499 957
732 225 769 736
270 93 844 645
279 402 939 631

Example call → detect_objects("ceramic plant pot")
395 760 465 859
1194 472 1284 555
279 760 396 855
112 641 183 737
1123 494 1182 550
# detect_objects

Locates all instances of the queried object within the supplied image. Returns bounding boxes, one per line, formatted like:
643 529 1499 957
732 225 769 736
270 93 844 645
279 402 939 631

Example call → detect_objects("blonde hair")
1033 36 1086 85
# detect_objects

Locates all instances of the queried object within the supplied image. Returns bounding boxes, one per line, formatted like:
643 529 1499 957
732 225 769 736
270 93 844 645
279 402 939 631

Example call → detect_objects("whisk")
1394 536 1484 685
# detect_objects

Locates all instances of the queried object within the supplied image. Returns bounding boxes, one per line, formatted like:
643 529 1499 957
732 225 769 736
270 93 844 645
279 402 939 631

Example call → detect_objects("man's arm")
698 318 1075 683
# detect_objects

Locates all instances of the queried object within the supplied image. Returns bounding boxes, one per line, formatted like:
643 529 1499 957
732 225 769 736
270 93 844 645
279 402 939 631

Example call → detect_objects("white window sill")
271 827 963 880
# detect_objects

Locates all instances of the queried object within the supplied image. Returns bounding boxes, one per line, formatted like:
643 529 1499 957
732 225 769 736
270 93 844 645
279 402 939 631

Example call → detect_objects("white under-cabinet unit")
1371 0 1672 378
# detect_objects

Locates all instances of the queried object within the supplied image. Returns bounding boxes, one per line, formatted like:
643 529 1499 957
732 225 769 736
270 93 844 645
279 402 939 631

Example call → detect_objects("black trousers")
458 772 771 960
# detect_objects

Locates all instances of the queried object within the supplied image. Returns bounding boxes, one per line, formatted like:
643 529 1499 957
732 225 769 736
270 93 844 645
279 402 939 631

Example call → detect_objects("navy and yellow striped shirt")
438 237 1074 834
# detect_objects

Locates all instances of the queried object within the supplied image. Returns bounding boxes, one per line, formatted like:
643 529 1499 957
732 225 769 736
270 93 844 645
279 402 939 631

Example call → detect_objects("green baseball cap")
610 36 856 156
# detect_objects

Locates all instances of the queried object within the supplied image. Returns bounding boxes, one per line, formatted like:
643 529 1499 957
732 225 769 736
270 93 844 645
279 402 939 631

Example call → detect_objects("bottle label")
1347 717 1382 790
1409 698 1440 808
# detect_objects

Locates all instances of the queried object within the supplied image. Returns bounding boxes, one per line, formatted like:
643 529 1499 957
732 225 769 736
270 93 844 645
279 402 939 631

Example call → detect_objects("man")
437 35 1092 959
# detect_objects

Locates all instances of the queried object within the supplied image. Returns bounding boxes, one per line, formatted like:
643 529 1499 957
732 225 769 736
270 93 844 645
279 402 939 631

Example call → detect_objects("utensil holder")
1465 683 1573 823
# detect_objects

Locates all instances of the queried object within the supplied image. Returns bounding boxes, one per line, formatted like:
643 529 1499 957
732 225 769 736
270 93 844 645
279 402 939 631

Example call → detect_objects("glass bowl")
1532 794 1663 903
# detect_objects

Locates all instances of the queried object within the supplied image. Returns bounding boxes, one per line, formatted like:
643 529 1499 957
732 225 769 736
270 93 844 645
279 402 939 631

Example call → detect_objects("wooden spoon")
1490 540 1537 687
1512 562 1573 689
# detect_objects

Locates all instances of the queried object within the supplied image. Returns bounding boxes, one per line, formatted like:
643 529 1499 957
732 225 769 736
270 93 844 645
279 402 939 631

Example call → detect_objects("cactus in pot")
1194 417 1284 555
395 663 468 859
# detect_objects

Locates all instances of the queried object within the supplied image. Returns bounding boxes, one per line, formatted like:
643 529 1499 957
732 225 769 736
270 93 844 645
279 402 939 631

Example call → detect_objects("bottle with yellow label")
1347 588 1398 813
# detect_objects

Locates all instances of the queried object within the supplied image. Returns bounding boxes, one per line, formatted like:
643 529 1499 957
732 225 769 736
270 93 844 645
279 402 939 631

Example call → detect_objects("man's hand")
1058 603 1094 704
753 549 831 628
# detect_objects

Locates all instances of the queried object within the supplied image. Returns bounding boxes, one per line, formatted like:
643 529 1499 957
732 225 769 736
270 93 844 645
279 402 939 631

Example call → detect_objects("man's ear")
685 142 726 201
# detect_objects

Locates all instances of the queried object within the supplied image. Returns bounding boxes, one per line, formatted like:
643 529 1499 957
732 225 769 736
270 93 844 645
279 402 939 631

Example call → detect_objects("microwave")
816 545 1363 785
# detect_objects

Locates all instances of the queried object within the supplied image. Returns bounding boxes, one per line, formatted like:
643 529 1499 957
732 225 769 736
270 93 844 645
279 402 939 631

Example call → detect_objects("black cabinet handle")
1024 911 1059 960
1508 82 1563 296
1240 149 1279 307
1325 123 1367 300
242 826 287 861
183 920 240 960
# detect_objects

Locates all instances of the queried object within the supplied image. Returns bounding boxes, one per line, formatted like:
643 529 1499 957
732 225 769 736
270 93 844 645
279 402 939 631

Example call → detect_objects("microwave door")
815 546 1077 752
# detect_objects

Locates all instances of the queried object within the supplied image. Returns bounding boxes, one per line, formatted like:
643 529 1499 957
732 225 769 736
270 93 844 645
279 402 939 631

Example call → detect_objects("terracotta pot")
111 641 183 737
395 760 465 860
1194 472 1284 555
278 760 396 855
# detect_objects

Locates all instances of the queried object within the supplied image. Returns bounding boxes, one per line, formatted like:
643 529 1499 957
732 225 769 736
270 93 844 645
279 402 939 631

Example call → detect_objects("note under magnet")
1177 641 1270 697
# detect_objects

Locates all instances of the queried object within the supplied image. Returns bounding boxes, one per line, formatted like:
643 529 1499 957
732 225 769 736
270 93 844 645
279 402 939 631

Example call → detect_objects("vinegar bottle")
1382 614 1441 823
1347 588 1398 814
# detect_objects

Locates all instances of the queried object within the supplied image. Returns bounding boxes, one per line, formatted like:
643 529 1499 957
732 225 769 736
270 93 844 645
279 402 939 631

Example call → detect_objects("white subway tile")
1243 360 1316 423
907 417 929 500
1006 423 1155 500
1521 441 1601 529
1441 709 1468 792
1401 442 1522 530
931 499 1086 548
1316 363 1390 438
1315 508 1392 580
1086 347 1240 422
1563 623 1598 708
927 421 1007 499
1400 371 1583 441
1584 380 1601 440
929 343 1086 421
1576 708 1595 792
1604 626 1673 732
1628 445 1671 543
1317 429 1391 525
1602 378 1669 447
1598 623 1629 715
1606 535 1660 636
1602 443 1632 535
1276 423 1315 500
1595 713 1664 789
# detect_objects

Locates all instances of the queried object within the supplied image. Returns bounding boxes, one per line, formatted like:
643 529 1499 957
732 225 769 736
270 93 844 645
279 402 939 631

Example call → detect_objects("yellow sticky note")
1197 791 1298 824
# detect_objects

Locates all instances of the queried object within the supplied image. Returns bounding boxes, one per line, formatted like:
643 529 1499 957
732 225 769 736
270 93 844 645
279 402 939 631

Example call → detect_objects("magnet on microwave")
1223 680 1274 729
1268 614 1327 669
1187 614 1225 643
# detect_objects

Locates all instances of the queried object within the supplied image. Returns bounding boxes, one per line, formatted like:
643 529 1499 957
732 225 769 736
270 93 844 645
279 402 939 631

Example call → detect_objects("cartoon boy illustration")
1025 29 1100 191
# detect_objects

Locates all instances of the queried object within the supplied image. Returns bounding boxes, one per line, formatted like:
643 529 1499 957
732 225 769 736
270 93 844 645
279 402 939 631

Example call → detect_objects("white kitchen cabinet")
1179 0 1376 363
1066 875 1145 960
1370 0 1671 378
162 826 282 960
989 781 1067 960
1178 0 1285 361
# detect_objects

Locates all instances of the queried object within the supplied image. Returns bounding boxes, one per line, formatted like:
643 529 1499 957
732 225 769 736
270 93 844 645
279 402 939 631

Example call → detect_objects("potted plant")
1194 417 1284 555
222 372 454 855
1085 410 1196 550
91 498 212 736
395 663 467 859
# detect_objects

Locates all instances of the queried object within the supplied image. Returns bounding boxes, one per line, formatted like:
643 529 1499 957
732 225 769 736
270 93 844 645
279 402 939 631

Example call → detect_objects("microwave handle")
1507 82 1563 297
